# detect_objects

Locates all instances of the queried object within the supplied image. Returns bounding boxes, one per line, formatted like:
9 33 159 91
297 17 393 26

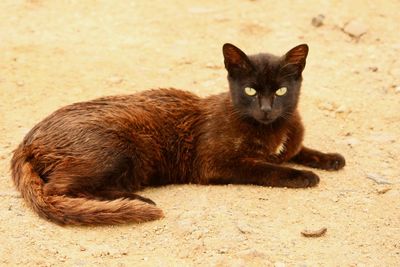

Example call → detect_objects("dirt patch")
1 1 399 266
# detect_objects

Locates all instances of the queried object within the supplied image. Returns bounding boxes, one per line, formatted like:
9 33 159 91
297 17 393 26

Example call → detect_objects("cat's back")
65 88 201 122
22 88 202 147
96 88 200 111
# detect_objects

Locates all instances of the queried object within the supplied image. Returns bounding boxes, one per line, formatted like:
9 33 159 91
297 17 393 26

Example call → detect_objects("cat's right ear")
223 43 253 77
281 44 309 76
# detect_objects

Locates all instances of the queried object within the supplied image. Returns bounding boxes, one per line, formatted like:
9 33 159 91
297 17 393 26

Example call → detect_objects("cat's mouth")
254 113 278 124
256 117 276 124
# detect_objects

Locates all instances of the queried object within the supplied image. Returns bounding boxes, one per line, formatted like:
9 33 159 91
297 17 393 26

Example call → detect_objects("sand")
0 0 399 266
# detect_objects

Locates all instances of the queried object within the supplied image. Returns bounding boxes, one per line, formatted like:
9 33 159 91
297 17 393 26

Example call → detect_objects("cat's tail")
10 149 164 225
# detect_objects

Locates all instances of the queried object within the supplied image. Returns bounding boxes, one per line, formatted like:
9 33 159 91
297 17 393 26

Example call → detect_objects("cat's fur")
11 43 345 225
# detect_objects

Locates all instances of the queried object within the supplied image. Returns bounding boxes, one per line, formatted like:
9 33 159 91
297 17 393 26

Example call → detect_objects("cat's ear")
223 43 253 77
282 44 309 75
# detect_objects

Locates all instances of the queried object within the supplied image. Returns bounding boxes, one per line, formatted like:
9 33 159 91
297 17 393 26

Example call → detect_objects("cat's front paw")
286 170 320 188
319 153 346 171
293 149 346 171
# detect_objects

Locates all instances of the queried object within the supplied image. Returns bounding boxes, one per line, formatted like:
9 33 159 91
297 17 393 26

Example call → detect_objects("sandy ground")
1 0 399 266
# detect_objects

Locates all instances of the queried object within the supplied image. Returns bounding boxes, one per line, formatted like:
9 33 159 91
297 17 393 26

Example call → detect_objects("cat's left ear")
282 44 309 74
223 43 253 77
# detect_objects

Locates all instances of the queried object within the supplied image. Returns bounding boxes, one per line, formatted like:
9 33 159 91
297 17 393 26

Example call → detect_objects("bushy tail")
10 149 164 225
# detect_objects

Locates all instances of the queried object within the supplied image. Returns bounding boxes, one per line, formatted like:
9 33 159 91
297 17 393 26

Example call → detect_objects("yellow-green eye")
275 87 287 96
244 87 257 96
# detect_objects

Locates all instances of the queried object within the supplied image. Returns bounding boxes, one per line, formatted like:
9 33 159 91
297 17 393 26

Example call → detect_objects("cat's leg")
42 151 156 205
202 159 319 188
290 146 345 171
44 174 157 205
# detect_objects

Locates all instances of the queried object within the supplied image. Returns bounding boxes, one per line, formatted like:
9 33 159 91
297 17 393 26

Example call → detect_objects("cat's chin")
250 116 278 125
249 112 281 125
256 118 276 125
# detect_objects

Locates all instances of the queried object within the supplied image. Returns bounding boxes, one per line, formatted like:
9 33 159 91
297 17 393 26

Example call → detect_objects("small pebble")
301 227 327 237
366 173 392 185
180 59 192 65
336 105 348 114
107 76 123 85
342 137 360 147
311 14 325 27
205 63 221 69
318 101 337 112
239 248 266 258
217 247 229 254
368 66 378 72
343 20 368 38
154 226 164 234
376 187 391 194
237 221 252 234
16 81 24 87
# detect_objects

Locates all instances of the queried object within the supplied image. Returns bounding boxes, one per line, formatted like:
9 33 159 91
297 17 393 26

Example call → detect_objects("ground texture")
0 0 399 266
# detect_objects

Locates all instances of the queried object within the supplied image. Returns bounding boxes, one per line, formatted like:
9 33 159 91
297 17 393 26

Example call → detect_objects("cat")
11 43 345 225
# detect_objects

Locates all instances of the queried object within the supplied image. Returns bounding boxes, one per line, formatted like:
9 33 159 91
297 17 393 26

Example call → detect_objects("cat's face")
223 43 308 125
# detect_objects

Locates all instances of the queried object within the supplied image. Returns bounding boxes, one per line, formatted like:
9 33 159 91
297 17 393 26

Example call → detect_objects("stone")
366 173 392 185
16 81 25 87
341 137 360 147
336 105 349 114
106 76 123 84
376 187 392 194
205 63 221 69
311 14 325 27
301 227 327 237
368 66 378 72
237 221 252 234
343 20 368 38
318 101 337 111
217 247 229 254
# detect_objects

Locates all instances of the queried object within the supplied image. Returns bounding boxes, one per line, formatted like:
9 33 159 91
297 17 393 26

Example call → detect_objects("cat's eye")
275 87 287 96
244 87 257 96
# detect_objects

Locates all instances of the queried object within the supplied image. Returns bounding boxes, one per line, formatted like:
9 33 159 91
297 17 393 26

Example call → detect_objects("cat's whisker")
280 111 294 121
230 108 248 120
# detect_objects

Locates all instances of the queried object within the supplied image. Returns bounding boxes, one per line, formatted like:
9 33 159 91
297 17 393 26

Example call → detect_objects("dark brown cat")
11 43 345 225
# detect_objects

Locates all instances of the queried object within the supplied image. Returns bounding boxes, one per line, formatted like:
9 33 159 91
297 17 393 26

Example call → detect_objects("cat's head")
222 43 308 125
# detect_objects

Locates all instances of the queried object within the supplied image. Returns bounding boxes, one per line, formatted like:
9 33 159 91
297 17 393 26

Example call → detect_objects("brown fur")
10 44 345 225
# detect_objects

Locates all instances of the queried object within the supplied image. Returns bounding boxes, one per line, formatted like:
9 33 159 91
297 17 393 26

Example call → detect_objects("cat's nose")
260 97 272 112
260 103 272 112
261 106 272 113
